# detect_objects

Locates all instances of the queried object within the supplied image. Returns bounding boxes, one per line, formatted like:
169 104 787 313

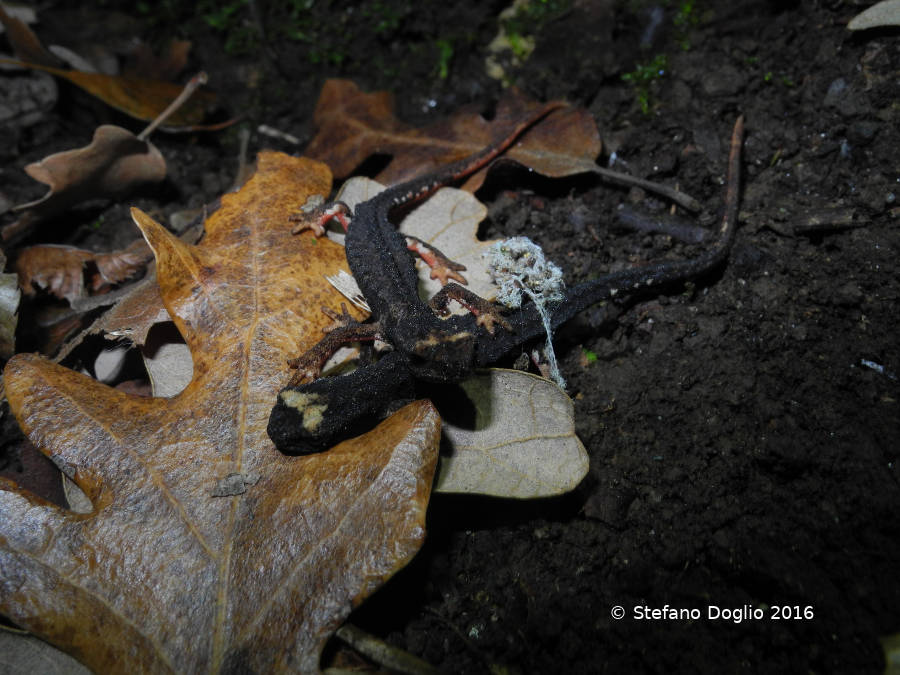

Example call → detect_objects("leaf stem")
138 71 208 141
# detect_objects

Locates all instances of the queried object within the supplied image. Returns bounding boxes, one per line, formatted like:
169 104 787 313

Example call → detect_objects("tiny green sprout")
485 236 566 388
200 0 259 55
499 0 570 63
364 1 404 35
435 39 454 80
673 0 700 32
672 0 700 50
768 148 783 167
582 348 598 364
621 53 667 115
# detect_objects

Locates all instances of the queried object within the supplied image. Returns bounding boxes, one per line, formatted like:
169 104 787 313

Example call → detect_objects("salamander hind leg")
429 283 512 335
405 235 468 285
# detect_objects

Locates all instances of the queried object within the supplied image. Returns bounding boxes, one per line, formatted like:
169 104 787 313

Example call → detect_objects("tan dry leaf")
435 369 588 498
4 125 166 241
1 152 440 673
45 272 166 365
305 79 600 189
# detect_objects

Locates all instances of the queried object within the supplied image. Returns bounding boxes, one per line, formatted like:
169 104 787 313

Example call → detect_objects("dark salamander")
268 110 744 454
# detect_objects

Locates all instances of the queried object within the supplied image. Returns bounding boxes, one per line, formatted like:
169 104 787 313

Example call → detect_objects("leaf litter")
1 152 441 672
0 7 215 127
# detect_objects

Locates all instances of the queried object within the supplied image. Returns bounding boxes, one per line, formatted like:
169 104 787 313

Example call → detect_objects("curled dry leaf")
14 245 89 302
305 79 601 189
1 152 441 673
4 125 166 241
435 369 589 498
93 237 153 285
14 238 152 303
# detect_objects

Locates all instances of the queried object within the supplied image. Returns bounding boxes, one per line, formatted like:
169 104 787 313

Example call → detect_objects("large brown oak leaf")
0 152 440 673
304 79 601 189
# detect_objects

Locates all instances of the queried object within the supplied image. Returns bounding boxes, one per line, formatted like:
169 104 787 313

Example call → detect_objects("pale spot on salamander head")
279 390 328 433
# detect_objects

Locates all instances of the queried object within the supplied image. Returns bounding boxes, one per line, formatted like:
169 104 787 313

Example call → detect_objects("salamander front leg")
286 317 382 386
290 197 352 236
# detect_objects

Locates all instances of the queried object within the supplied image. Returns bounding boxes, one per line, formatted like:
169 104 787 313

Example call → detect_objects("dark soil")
2 1 899 673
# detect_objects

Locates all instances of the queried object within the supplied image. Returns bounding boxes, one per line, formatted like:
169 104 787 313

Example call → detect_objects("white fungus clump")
485 236 566 388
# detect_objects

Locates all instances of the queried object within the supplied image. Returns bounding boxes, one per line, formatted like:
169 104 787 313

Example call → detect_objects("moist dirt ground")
2 1 899 673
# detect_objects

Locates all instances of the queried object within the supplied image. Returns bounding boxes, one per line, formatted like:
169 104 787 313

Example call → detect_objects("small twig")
257 124 302 145
229 126 254 192
615 204 710 243
592 165 702 211
423 607 493 667
768 206 864 237
334 623 440 675
137 71 208 141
